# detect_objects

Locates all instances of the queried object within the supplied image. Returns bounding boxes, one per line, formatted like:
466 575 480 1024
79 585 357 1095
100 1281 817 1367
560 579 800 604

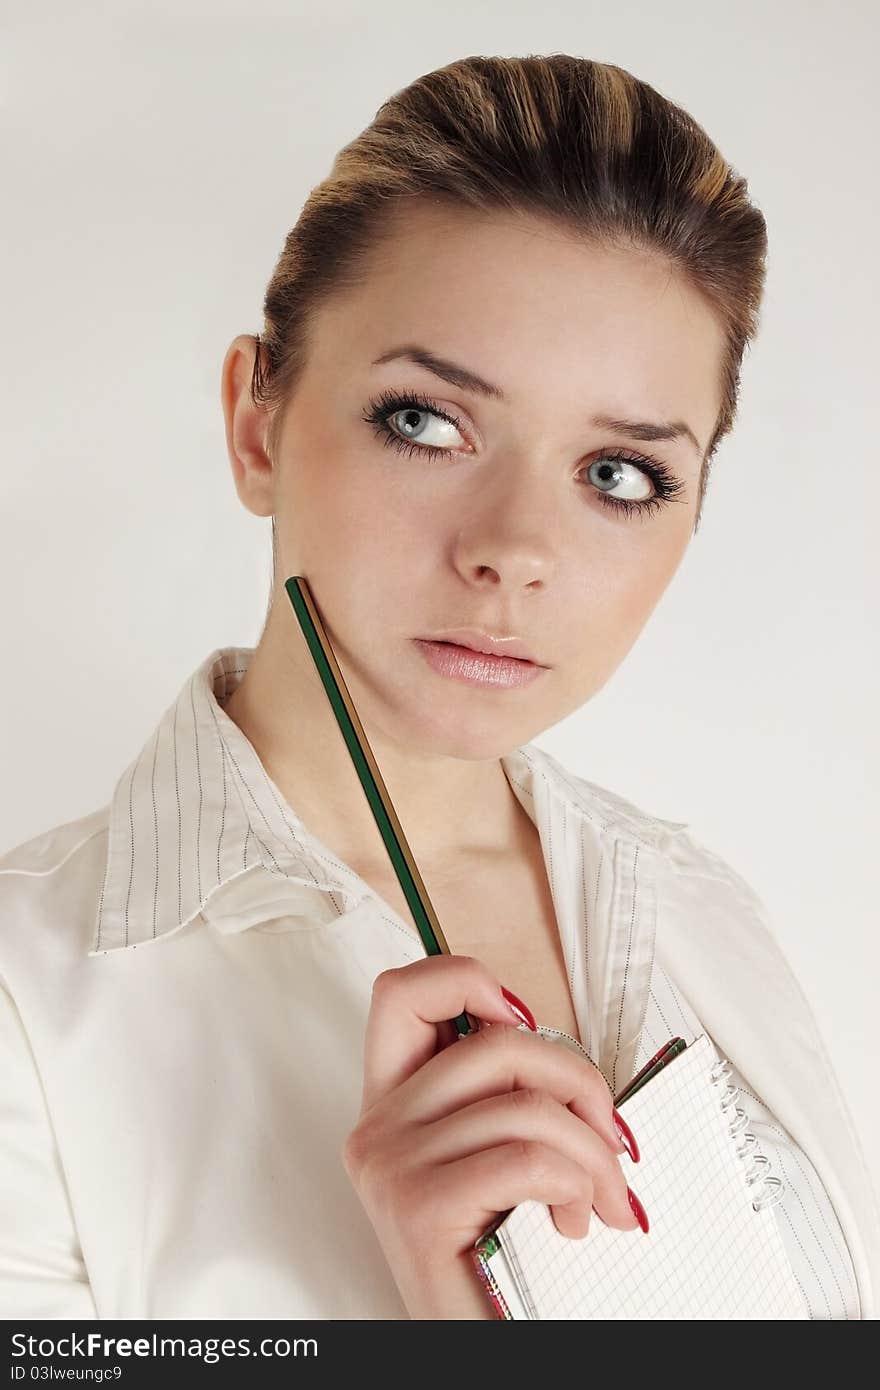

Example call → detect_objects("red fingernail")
613 1108 641 1163
500 987 538 1031
627 1185 650 1234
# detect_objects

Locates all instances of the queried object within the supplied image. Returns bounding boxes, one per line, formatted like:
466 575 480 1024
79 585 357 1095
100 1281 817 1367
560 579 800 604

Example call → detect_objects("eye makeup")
360 386 688 520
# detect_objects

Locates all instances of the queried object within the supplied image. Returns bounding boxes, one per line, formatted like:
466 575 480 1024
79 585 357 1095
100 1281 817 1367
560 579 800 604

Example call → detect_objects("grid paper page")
497 1034 808 1319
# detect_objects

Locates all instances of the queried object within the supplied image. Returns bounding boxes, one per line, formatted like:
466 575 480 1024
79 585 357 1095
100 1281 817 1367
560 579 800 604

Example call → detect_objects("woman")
1 54 877 1320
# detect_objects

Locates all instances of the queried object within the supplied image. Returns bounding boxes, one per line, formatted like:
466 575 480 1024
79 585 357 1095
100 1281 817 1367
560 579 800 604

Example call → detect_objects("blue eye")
362 388 466 462
583 451 688 520
361 387 688 520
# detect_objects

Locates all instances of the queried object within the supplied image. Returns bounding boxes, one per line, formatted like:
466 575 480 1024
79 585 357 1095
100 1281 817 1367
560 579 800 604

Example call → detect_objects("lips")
419 628 544 665
435 639 533 664
412 639 547 688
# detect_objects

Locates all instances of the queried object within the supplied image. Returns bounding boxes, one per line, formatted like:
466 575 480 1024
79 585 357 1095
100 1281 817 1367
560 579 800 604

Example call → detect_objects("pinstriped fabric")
86 645 860 1318
92 650 367 953
611 841 639 1096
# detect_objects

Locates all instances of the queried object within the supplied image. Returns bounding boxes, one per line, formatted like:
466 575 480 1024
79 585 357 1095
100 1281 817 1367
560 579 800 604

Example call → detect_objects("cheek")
566 530 689 666
332 488 440 593
286 453 442 623
610 560 674 628
294 430 433 549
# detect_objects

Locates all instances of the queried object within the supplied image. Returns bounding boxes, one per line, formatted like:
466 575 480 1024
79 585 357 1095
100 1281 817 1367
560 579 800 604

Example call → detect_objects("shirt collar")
91 645 673 956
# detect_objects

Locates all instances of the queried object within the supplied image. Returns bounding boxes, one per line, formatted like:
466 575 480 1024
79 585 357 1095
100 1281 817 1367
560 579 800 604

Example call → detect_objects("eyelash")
361 387 688 520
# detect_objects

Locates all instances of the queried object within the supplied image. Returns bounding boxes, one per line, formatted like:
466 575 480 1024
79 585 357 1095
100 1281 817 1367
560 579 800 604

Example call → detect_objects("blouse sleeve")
0 976 99 1318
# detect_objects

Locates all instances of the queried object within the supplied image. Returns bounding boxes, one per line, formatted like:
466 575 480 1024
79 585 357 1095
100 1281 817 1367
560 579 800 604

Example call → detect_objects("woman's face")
232 204 725 761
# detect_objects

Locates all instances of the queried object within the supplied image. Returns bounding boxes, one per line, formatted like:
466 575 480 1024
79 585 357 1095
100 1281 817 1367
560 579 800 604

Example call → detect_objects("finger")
361 955 526 1111
412 1090 637 1232
423 1141 613 1242
372 1021 624 1157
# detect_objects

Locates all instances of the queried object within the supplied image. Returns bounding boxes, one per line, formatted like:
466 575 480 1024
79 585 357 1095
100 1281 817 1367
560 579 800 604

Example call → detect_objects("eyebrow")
371 344 704 457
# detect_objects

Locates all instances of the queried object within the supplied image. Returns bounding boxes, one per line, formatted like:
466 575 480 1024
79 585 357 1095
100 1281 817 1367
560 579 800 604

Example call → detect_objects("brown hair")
251 53 767 542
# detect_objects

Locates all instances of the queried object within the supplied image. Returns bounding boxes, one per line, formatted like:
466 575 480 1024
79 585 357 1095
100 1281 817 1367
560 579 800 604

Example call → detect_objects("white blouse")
0 647 862 1318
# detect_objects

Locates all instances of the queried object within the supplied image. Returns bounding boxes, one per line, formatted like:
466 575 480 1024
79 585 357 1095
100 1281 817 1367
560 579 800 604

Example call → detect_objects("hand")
342 954 643 1319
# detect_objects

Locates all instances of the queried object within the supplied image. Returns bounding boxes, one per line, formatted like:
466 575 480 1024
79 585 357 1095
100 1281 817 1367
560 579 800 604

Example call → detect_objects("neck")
220 595 531 882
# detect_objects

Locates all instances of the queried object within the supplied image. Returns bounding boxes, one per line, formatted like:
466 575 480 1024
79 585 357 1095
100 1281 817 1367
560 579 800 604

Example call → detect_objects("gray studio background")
2 1 877 1162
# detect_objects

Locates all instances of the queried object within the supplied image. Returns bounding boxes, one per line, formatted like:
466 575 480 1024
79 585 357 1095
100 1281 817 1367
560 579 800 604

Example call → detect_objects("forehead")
311 203 725 450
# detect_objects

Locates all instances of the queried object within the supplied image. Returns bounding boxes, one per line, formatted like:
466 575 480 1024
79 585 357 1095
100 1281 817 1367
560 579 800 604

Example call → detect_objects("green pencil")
284 575 476 1038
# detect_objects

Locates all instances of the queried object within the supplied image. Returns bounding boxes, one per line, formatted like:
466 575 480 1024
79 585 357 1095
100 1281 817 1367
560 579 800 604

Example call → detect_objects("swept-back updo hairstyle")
250 53 767 557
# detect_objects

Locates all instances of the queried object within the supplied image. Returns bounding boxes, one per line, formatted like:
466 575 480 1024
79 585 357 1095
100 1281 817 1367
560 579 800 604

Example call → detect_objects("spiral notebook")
472 1033 809 1319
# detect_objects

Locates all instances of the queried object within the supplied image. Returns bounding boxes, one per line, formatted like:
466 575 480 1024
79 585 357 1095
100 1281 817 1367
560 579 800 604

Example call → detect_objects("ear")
220 334 275 518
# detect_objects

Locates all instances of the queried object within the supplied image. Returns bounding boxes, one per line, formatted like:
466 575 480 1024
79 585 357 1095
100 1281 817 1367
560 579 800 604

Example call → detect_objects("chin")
348 645 546 756
393 697 540 761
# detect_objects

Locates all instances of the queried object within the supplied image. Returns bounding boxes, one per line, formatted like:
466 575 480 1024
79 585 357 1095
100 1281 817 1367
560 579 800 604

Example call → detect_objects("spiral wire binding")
709 1056 785 1212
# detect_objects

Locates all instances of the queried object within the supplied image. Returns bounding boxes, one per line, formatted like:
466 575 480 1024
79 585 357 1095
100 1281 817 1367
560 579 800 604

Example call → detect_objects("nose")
451 460 559 592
